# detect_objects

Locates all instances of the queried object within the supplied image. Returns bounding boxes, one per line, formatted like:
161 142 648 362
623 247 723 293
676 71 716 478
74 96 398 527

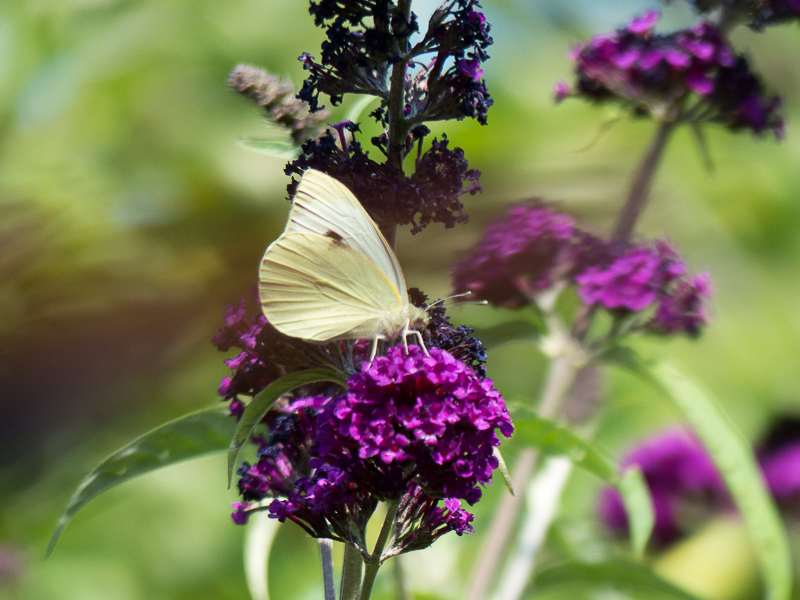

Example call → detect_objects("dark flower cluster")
556 11 784 138
452 202 713 337
597 429 726 545
286 131 481 233
299 0 493 125
227 65 330 145
409 288 488 377
229 344 510 555
313 345 512 504
669 0 800 29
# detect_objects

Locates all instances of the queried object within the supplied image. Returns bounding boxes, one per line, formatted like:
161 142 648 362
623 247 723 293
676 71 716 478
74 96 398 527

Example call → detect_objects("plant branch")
466 348 581 600
340 543 364 600
360 500 400 600
319 539 336 600
612 118 677 243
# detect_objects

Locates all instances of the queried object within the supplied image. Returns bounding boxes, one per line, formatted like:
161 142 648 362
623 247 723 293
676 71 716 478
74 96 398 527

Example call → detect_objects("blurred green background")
2 0 799 598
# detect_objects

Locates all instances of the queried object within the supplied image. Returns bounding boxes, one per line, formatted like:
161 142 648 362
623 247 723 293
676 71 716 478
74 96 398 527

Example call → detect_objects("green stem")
360 501 400 600
340 543 364 600
465 353 580 600
386 0 412 170
319 539 336 600
393 555 409 600
381 0 412 249
611 118 677 243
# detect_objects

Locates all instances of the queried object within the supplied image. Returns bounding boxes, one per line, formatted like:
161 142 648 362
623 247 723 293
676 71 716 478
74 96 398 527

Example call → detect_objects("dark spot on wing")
325 230 347 247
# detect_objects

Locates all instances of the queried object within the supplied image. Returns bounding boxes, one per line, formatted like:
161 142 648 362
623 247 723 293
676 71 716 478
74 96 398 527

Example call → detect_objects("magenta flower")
598 429 726 545
314 345 513 505
559 11 783 138
452 201 605 308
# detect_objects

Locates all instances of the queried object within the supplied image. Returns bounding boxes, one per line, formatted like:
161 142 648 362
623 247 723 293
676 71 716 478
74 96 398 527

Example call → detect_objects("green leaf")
640 361 792 600
227 368 347 485
515 417 654 556
48 406 236 556
244 512 279 600
238 139 300 159
494 446 515 495
514 418 615 480
618 467 655 558
533 559 705 600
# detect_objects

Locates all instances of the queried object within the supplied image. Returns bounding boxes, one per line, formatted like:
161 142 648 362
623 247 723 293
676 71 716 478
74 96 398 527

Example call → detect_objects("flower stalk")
612 118 678 243
360 501 400 600
340 544 364 600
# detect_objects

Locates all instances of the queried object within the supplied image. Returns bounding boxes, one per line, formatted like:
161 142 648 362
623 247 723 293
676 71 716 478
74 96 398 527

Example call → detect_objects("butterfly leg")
408 329 429 356
368 336 384 363
401 319 430 356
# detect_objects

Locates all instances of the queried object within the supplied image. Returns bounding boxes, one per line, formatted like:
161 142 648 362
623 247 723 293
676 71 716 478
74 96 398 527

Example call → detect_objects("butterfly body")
259 170 427 348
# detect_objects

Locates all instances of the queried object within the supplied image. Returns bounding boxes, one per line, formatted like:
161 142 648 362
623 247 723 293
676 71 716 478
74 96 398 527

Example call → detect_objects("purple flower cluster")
673 0 800 29
597 429 726 545
762 442 800 503
299 0 493 125
228 343 512 555
556 11 784 138
453 202 713 337
286 133 481 233
600 422 800 546
576 241 712 336
452 202 606 308
314 345 513 505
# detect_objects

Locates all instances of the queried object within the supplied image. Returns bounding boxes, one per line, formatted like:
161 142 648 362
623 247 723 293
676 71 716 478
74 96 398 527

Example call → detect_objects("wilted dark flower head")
409 288 488 377
228 65 330 145
556 11 784 138
286 132 481 233
299 0 493 125
668 0 800 30
597 429 726 545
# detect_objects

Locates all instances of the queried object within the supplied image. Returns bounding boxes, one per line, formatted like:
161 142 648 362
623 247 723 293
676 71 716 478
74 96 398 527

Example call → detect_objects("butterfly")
259 169 428 359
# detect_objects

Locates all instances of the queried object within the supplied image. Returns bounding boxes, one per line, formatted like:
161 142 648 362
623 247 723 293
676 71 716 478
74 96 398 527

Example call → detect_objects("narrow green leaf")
641 362 792 600
534 559 704 600
515 417 654 555
514 418 615 481
48 406 235 556
238 139 300 159
493 447 515 495
227 368 347 486
618 467 654 558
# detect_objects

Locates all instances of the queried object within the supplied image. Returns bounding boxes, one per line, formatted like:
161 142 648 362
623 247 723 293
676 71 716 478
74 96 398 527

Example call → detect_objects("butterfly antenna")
427 291 472 308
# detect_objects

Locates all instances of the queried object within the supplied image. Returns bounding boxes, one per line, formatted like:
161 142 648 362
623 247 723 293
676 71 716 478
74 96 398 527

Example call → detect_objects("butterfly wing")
285 169 408 301
260 233 405 341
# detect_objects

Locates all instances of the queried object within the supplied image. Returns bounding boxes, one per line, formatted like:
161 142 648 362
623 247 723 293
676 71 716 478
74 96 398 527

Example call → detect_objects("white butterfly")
259 169 428 359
